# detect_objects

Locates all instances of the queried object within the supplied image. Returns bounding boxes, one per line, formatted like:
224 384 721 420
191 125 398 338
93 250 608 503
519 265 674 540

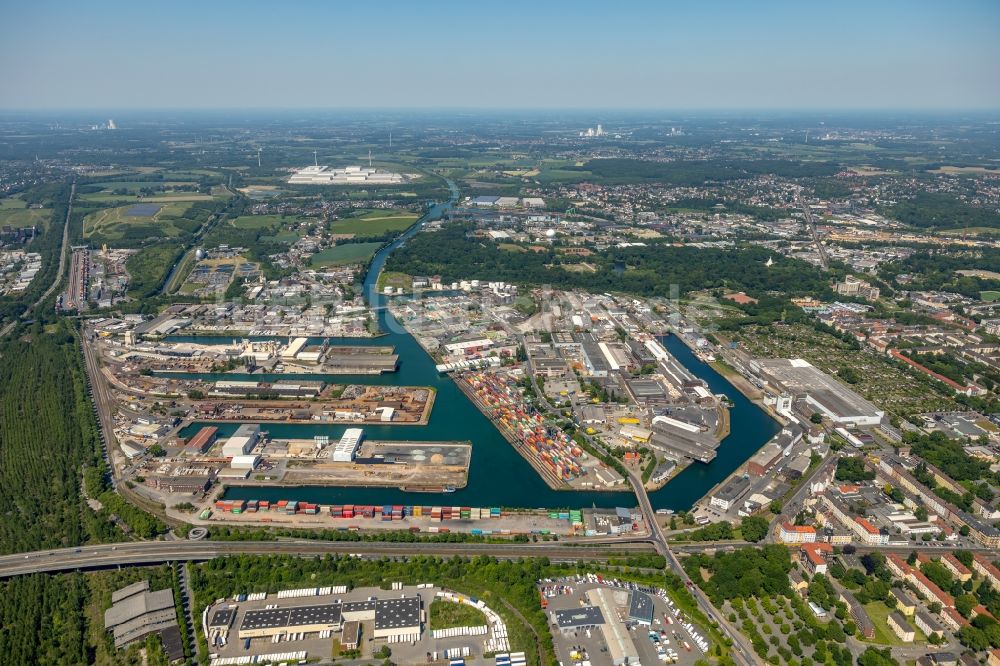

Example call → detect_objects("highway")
0 539 656 579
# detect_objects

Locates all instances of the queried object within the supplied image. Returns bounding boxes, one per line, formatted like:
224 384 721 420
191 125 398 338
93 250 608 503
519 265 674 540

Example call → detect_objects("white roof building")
333 428 364 462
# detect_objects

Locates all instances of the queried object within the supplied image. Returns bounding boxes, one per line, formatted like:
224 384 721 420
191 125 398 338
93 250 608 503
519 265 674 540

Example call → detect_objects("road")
0 539 656 579
799 196 829 270
0 180 75 337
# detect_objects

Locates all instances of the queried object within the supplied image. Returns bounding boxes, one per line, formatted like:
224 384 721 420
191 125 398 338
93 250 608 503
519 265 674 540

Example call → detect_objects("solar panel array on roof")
240 602 343 632
342 599 376 613
288 603 342 627
241 607 292 631
374 597 421 630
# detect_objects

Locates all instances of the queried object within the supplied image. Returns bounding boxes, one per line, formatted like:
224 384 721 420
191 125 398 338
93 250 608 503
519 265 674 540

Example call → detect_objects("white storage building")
333 428 364 462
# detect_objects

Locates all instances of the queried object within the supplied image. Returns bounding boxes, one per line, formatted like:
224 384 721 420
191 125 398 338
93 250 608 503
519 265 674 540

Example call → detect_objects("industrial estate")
3 9 1000 664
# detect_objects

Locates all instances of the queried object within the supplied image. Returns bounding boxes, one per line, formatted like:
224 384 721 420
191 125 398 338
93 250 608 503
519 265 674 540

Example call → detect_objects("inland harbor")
82 187 784 532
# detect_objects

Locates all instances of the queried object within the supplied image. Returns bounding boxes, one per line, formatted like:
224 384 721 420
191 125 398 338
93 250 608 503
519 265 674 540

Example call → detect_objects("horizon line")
2 106 1000 115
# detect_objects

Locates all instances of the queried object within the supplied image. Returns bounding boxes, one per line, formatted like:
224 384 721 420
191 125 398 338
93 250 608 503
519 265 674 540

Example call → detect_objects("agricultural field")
309 242 383 267
329 208 419 235
83 201 200 241
928 165 1000 175
0 195 49 228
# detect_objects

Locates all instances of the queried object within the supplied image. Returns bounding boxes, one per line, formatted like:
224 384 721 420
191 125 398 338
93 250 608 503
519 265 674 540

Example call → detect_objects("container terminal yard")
455 371 625 491
192 499 643 539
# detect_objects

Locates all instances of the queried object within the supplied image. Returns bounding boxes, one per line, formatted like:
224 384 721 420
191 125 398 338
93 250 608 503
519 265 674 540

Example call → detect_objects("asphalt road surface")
0 539 657 578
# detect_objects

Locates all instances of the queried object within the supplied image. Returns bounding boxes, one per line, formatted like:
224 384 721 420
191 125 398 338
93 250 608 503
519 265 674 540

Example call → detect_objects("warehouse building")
333 428 364 462
373 597 422 640
754 358 885 427
104 581 183 660
186 426 217 453
552 606 605 634
586 587 639 665
236 595 421 642
239 603 343 639
288 165 404 185
710 476 752 511
222 424 261 458
627 591 653 626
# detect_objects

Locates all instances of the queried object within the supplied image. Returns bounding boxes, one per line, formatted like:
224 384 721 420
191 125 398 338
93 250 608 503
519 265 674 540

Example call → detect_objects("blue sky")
1 0 998 110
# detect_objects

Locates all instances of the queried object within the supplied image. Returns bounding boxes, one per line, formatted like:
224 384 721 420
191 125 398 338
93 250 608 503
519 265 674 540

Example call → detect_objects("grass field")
78 180 214 205
83 201 194 239
329 209 419 235
429 599 486 630
261 230 301 245
91 181 197 192
862 602 927 647
0 196 48 228
230 215 285 230
309 242 383 267
981 291 1000 302
376 270 412 292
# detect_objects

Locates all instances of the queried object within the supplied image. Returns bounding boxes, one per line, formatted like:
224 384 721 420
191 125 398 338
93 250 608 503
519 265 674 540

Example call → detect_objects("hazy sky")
2 0 999 110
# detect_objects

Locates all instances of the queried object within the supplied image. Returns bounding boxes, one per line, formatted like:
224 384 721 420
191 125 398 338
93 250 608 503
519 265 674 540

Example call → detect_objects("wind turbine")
257 147 262 168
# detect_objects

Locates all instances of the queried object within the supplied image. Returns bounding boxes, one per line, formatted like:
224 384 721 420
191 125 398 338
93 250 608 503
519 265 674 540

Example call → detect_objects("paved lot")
542 577 708 666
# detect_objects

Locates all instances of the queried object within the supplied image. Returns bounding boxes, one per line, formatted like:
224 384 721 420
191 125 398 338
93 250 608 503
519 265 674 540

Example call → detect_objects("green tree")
740 516 769 543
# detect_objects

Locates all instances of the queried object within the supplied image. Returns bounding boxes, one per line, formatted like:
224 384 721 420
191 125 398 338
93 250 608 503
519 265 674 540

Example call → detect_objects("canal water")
175 183 779 511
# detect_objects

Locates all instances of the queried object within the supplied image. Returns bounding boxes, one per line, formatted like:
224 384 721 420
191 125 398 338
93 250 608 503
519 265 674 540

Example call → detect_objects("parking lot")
541 575 710 666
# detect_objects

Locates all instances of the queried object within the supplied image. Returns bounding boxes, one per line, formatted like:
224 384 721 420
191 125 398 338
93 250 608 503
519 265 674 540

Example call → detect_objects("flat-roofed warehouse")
552 606 605 633
373 596 422 640
628 590 654 625
238 602 343 639
754 358 884 427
